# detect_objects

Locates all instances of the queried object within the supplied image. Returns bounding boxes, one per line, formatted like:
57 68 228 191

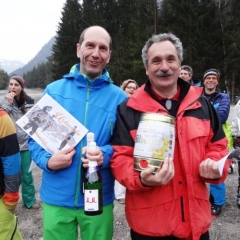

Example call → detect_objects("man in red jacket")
111 33 229 240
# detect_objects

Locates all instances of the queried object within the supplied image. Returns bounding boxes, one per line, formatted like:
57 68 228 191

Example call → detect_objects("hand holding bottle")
81 146 103 168
84 134 103 215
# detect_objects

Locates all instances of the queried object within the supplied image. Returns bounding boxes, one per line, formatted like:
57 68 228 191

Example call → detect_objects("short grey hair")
141 33 183 68
181 65 193 77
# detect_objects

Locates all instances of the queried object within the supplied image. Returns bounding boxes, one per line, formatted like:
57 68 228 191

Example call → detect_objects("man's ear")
145 67 149 77
76 43 81 58
106 50 112 64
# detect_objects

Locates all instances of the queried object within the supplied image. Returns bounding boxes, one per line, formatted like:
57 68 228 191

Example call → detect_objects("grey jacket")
0 94 35 151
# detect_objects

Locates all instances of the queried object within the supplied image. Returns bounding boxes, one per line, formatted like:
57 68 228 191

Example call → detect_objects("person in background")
114 79 139 204
28 26 126 240
179 65 201 86
120 79 139 98
0 76 40 210
0 108 22 239
111 33 229 240
230 99 240 208
202 69 232 217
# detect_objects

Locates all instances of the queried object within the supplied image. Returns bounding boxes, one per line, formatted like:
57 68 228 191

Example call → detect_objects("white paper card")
16 94 88 154
217 149 235 176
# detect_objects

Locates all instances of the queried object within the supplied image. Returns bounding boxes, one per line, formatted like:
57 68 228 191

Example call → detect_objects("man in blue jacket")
28 25 126 240
203 68 231 217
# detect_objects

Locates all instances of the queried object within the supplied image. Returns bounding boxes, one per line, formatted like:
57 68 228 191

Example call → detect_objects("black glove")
233 136 240 149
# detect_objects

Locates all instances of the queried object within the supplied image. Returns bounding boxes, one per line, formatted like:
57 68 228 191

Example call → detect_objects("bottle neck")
86 161 99 177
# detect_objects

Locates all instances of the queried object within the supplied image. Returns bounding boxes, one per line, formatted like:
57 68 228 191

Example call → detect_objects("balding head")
76 25 112 79
79 26 112 49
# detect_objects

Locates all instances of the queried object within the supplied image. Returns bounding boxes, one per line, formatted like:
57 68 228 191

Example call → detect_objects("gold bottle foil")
133 113 175 173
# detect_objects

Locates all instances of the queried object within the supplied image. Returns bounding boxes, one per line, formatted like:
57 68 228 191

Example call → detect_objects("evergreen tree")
108 0 156 86
0 69 9 90
50 0 83 80
214 0 240 97
158 0 224 80
22 0 240 103
23 61 53 89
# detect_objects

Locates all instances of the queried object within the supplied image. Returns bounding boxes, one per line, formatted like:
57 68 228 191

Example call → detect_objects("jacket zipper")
74 81 91 207
110 121 114 135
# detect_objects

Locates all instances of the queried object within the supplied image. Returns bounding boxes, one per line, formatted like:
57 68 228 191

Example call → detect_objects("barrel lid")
140 113 175 124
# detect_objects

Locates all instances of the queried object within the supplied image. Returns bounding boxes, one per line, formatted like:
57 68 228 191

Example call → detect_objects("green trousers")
20 150 36 208
43 202 114 240
0 199 23 240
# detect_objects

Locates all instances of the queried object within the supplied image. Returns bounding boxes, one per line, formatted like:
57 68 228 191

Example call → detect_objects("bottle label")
84 189 99 211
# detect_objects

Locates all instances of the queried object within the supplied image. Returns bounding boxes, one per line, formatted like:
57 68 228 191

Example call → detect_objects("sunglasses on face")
205 76 218 81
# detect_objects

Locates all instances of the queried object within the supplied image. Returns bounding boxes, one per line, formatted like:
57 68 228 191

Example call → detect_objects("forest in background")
0 0 240 102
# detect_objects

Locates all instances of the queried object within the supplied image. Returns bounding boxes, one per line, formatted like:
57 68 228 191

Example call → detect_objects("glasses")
205 76 218 81
126 86 137 90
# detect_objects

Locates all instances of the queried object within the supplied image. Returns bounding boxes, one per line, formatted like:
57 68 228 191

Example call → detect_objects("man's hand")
81 146 104 168
140 158 174 186
199 158 221 179
47 147 75 170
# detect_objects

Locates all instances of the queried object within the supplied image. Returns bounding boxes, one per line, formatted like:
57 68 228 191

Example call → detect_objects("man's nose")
160 60 169 72
92 47 100 57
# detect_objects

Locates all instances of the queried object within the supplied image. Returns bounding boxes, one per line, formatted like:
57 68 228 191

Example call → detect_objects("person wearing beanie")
0 76 40 209
11 76 26 88
203 68 232 217
179 65 201 86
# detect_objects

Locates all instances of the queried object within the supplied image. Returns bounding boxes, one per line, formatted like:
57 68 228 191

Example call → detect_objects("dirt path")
16 165 240 240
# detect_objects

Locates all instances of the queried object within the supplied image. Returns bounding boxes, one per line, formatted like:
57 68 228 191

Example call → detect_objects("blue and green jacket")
203 88 232 149
28 64 126 208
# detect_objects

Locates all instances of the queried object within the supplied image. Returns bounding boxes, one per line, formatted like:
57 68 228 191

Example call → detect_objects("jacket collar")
128 78 204 115
62 63 113 88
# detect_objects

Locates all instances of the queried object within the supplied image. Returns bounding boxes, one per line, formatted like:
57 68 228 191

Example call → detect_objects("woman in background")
120 79 138 98
0 76 40 209
114 79 138 204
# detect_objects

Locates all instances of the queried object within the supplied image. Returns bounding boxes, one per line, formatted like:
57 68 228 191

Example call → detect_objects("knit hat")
10 76 26 88
203 69 220 81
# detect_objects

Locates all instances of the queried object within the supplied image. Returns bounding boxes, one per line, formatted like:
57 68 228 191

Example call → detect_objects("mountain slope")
0 59 25 74
10 36 55 76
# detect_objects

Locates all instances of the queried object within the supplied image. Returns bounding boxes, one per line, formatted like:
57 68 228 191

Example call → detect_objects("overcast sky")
0 0 66 64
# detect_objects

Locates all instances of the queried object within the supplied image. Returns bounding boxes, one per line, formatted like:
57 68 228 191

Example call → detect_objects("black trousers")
130 229 209 240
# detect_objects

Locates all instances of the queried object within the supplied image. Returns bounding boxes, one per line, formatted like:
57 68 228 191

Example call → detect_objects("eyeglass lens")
127 86 136 90
205 77 217 81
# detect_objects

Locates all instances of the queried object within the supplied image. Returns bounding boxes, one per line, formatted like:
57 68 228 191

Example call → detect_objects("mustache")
155 70 174 77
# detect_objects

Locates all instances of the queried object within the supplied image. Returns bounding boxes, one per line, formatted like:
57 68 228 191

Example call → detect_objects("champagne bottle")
84 141 103 215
